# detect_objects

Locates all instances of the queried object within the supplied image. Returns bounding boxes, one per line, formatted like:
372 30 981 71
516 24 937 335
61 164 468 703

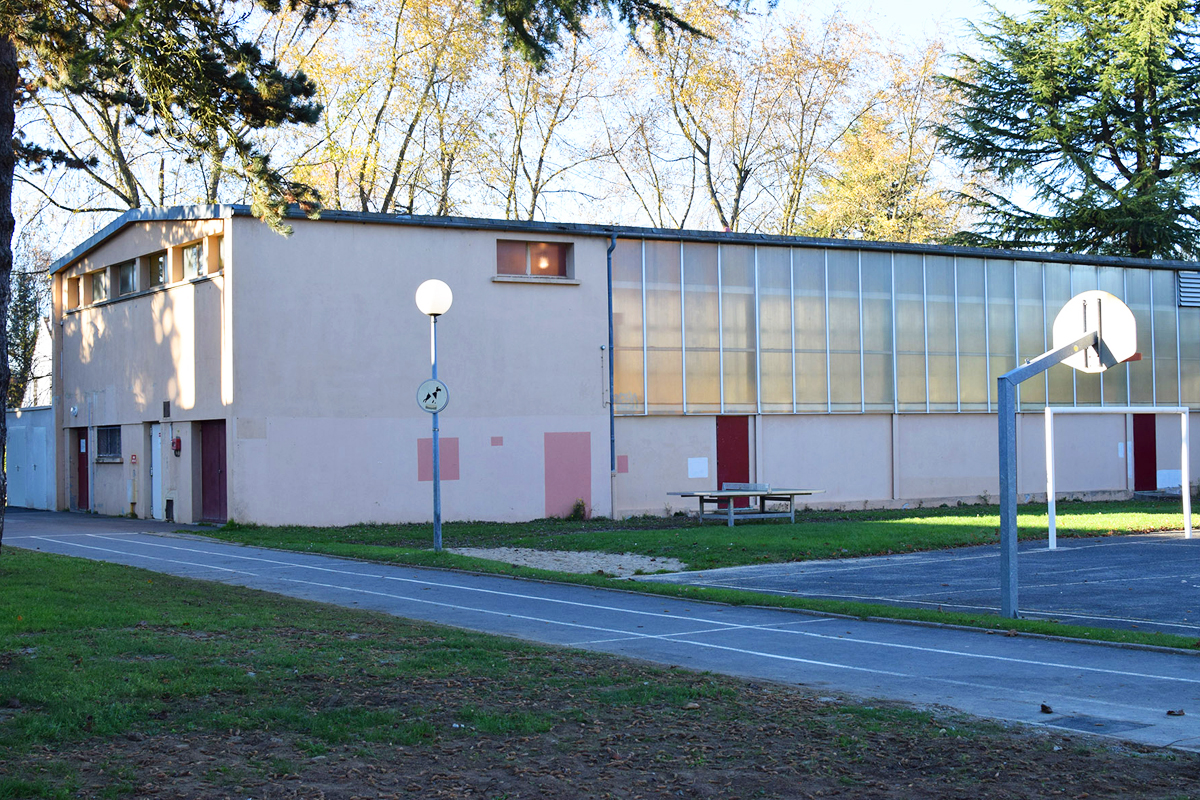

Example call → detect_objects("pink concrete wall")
543 432 591 518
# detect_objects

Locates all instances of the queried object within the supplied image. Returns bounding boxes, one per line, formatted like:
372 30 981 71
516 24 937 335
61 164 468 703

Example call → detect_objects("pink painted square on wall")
617 455 629 474
491 436 503 447
418 437 460 481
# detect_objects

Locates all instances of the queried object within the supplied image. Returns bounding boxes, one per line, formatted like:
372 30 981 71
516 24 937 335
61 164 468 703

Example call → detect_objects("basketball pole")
997 330 1098 618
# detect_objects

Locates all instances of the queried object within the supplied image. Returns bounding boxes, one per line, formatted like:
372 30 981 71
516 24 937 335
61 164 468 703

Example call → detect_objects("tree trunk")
0 35 18 549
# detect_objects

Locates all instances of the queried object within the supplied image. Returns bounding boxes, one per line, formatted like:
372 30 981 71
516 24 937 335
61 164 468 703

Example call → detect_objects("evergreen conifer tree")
940 0 1200 259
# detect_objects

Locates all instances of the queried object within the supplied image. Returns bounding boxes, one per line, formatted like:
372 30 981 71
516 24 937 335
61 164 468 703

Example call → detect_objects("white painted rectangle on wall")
687 457 709 479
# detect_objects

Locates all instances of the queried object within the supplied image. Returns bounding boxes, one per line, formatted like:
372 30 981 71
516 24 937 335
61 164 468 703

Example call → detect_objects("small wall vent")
1178 271 1200 307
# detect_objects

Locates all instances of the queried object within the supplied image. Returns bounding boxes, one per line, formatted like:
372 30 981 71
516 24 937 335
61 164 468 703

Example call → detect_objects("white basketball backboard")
1051 290 1137 373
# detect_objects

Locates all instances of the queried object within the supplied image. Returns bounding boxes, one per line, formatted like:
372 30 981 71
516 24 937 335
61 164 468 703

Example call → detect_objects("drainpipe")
607 232 617 518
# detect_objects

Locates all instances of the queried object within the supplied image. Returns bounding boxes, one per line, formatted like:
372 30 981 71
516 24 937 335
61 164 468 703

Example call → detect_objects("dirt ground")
18 671 1200 800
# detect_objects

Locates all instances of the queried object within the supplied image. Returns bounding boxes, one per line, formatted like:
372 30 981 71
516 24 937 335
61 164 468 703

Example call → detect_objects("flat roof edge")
51 204 1200 273
49 205 243 274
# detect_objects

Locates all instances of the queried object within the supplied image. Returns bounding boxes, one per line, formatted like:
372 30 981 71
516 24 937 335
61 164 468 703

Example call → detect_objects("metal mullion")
891 251 898 415
1099 268 1105 404
922 254 930 413
754 246 762 415
1070 266 1077 407
1151 274 1158 406
718 243 725 414
954 256 961 413
641 239 648 415
1013 259 1021 410
859 250 865 413
790 247 796 413
1177 275 1183 406
1125 269 1131 406
824 249 831 412
1041 263 1049 407
984 259 991 414
679 241 687 413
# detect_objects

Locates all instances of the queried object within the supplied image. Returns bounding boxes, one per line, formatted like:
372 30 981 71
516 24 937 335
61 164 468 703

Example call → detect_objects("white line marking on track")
30 536 257 575
36 533 1200 689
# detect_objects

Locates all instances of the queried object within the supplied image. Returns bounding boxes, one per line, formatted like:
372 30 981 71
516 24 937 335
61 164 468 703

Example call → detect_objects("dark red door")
716 416 751 508
73 428 89 510
1133 414 1157 492
200 421 227 522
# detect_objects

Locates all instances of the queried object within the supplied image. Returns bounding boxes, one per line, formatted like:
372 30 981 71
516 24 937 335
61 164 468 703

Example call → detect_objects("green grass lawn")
210 498 1188 570
198 498 1200 651
2 547 1197 799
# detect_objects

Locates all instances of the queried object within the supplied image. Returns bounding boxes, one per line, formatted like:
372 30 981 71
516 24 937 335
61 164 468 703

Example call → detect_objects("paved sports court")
642 532 1200 637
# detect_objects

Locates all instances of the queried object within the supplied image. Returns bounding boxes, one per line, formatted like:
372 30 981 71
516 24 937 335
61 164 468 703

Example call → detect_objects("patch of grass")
209 498 1189 570
3 547 1196 800
199 498 1200 650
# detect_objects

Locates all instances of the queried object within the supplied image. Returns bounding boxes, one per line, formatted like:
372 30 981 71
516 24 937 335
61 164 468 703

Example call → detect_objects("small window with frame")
89 269 109 304
117 260 137 296
148 251 167 287
182 243 204 280
496 240 571 279
96 425 122 462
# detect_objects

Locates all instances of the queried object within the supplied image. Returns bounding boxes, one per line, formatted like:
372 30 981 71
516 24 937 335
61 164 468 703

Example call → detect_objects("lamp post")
415 279 452 551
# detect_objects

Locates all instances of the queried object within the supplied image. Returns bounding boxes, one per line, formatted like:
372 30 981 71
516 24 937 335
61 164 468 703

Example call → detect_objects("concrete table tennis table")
669 486 824 526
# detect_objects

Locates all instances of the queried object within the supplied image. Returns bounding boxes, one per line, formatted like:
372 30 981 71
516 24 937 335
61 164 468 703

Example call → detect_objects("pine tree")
940 0 1200 259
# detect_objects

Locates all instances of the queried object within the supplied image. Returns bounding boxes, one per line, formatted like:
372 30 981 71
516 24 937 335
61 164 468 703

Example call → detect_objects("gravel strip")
446 547 686 577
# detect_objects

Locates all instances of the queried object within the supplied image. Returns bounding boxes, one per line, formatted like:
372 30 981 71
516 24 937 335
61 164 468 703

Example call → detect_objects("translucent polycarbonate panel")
895 253 926 411
760 352 795 412
987 259 1016 406
723 350 757 410
827 249 862 410
1016 261 1046 409
1153 269 1180 405
897 355 926 410
925 255 957 410
1126 269 1154 404
721 245 757 411
1098 267 1129 405
956 257 988 410
1044 263 1074 405
612 239 645 413
758 247 793 410
682 243 720 413
1071 263 1098 292
1180 304 1200 408
793 248 828 411
1070 264 1102 404
644 241 682 413
795 353 828 411
861 251 894 410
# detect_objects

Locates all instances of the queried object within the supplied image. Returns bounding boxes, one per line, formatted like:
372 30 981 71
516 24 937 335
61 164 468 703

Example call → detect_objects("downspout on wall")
607 232 617 518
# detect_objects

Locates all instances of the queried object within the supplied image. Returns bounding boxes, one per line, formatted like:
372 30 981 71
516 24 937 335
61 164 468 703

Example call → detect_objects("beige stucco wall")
610 411 1160 516
54 219 229 522
224 217 613 524
613 415 718 516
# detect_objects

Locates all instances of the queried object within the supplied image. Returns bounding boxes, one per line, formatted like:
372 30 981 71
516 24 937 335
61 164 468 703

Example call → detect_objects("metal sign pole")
432 314 442 553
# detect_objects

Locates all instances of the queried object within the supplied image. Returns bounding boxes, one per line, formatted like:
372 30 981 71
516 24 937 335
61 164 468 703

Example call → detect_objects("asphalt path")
6 508 1200 752
641 533 1200 637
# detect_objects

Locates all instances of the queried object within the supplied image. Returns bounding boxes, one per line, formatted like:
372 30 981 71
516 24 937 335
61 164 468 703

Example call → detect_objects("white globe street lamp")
415 279 452 551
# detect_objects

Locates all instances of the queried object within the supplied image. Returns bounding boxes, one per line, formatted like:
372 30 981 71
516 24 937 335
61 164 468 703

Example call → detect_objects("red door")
200 421 227 522
716 416 751 508
1133 414 1157 492
73 428 89 510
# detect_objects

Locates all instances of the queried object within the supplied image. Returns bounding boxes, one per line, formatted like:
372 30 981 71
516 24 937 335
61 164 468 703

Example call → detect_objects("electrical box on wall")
171 436 181 455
